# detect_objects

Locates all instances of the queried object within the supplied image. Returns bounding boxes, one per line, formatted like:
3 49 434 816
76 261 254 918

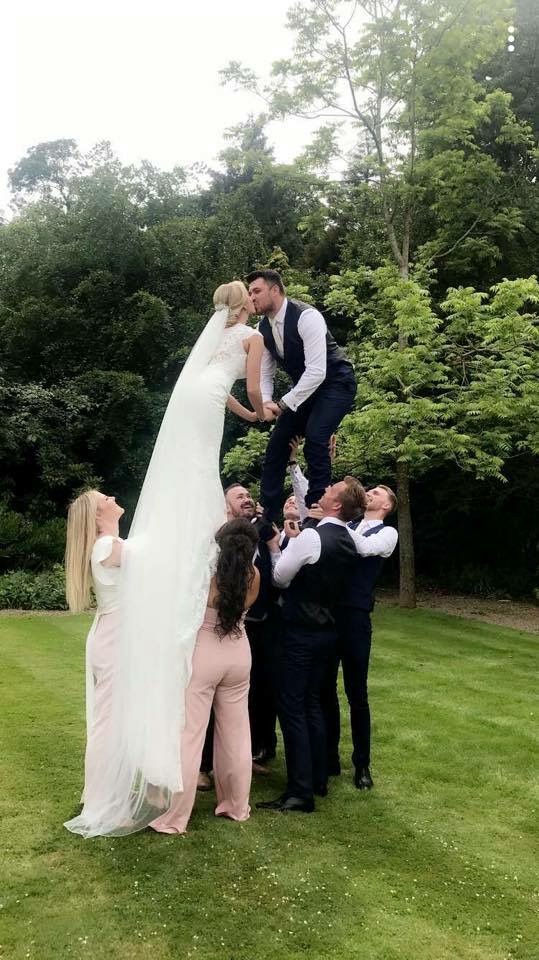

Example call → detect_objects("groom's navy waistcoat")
282 522 358 627
259 299 353 387
338 521 386 613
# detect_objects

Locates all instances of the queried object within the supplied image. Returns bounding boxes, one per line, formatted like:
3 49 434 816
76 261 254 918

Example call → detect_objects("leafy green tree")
209 115 326 265
8 139 84 208
325 268 539 604
480 0 539 138
0 376 97 513
0 139 270 534
223 0 538 603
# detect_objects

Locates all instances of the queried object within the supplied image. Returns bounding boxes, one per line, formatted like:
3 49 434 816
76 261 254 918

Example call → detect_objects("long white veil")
65 307 229 837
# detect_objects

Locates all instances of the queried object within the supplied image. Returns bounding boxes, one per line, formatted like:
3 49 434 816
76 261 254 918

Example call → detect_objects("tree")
209 115 326 265
223 0 538 604
324 268 539 604
8 139 84 209
480 0 539 138
0 140 270 529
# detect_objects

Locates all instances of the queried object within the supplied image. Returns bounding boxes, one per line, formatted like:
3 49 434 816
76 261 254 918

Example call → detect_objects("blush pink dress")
73 536 122 818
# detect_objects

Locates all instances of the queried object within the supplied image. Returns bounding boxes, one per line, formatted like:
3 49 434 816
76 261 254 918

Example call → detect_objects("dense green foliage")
1 0 538 601
224 0 539 604
0 565 66 610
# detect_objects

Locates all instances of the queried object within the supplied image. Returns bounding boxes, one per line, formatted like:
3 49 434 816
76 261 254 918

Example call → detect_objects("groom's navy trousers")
261 373 356 521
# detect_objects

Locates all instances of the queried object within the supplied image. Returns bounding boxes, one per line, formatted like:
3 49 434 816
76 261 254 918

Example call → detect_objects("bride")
65 280 267 837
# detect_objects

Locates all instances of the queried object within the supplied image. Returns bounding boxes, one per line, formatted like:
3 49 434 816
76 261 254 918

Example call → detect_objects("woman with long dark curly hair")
151 518 260 834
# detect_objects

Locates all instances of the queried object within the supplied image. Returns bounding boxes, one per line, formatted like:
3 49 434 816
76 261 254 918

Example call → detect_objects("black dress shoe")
354 766 374 790
327 761 341 777
278 796 315 813
256 795 314 813
314 783 328 797
256 794 287 810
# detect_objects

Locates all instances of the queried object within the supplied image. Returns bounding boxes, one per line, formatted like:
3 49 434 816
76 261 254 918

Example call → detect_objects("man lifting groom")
247 270 357 522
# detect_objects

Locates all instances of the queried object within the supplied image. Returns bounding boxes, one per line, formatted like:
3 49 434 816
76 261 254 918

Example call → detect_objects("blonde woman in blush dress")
63 490 124 830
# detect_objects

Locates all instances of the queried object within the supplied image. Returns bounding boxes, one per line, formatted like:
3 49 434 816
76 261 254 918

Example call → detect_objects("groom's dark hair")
246 269 285 294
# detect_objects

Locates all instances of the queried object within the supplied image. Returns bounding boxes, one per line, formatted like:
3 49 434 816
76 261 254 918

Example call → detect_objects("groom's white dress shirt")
259 298 328 412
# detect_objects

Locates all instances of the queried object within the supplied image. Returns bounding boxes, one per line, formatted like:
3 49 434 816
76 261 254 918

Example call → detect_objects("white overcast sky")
0 0 326 216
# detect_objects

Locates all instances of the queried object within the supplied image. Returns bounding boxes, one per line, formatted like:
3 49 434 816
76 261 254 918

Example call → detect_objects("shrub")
0 565 67 610
0 504 66 573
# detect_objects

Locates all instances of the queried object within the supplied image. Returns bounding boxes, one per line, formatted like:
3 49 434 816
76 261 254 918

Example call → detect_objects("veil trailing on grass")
65 306 229 837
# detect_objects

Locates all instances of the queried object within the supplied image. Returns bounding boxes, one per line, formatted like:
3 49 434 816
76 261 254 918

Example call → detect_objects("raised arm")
289 462 309 522
288 434 336 522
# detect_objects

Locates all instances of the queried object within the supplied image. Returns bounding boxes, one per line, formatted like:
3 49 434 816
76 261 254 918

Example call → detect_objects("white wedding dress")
65 311 261 838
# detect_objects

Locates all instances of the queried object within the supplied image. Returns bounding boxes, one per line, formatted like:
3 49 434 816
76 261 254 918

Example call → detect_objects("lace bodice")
209 323 261 380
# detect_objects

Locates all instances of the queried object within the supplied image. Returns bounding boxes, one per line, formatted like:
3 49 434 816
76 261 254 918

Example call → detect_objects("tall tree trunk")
396 459 416 608
395 257 415 607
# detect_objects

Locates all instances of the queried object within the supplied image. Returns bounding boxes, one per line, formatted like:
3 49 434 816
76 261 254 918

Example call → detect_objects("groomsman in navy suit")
325 485 398 789
257 477 367 813
247 270 356 522
286 455 398 790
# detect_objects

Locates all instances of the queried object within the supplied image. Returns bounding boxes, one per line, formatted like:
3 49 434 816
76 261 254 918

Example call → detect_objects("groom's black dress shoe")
354 766 374 790
256 795 315 813
252 514 276 542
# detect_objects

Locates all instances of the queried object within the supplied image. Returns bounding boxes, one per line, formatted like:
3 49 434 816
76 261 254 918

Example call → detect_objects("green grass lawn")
0 608 537 960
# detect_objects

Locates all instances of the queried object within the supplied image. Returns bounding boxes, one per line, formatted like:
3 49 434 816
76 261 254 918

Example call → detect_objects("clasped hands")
246 403 278 423
262 401 282 422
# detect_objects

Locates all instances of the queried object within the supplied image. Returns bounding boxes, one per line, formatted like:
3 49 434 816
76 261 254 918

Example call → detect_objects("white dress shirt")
259 298 328 411
271 516 348 589
271 511 398 590
289 462 310 521
289 461 398 557
346 518 398 558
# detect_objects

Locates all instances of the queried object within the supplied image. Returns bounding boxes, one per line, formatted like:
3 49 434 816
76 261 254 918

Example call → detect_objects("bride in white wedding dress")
65 281 267 837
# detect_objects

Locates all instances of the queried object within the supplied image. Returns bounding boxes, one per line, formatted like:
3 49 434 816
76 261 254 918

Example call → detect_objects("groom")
247 270 357 522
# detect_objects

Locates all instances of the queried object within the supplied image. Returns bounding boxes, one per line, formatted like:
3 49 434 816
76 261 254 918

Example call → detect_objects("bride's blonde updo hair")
213 281 250 327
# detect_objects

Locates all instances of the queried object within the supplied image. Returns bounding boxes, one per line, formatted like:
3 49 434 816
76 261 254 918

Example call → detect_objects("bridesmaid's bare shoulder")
245 565 261 609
